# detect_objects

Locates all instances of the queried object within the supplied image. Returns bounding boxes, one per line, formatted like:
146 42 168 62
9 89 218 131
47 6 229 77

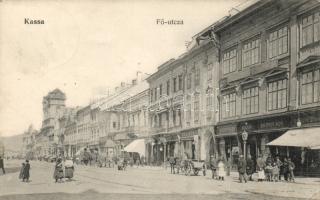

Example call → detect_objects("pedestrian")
83 148 90 166
54 158 64 183
283 157 289 181
23 160 30 182
265 162 273 182
266 154 273 166
256 154 266 182
209 155 218 179
64 158 74 181
19 162 25 181
238 155 247 183
0 156 5 174
246 155 254 181
169 156 175 174
272 162 280 182
275 156 283 181
217 156 226 181
288 158 295 182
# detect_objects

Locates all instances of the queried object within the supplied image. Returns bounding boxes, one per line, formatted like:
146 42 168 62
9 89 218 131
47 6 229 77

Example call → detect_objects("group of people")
53 157 75 183
238 154 296 183
19 160 30 182
209 155 228 181
18 157 75 183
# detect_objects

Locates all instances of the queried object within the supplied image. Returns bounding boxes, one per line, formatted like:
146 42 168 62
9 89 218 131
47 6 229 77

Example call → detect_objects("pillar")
219 138 226 159
260 134 270 159
163 142 167 163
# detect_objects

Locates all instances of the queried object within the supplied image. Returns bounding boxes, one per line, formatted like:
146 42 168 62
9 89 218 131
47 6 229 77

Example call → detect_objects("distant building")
22 125 38 160
38 89 66 157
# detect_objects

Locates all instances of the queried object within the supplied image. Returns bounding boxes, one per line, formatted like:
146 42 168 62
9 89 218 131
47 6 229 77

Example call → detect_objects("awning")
124 139 145 156
267 127 320 148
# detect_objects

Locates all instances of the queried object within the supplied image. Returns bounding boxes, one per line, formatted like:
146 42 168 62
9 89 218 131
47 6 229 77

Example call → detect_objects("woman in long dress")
53 158 64 183
217 157 226 181
64 158 74 180
19 162 25 181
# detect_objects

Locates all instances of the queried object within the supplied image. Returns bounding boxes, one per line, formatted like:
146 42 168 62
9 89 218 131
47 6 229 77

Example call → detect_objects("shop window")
267 79 287 110
242 87 259 115
223 48 237 74
301 68 320 104
268 26 288 58
242 38 260 67
301 11 320 47
222 92 236 118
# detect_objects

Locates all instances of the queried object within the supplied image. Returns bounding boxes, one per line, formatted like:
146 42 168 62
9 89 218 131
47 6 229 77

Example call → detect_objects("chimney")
136 71 142 82
132 79 137 85
115 86 119 92
121 82 126 87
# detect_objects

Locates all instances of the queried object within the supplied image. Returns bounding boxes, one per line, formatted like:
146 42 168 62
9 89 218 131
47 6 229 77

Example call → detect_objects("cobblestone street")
0 160 319 200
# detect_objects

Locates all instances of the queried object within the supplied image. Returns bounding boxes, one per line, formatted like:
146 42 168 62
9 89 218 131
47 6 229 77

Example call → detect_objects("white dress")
217 161 226 177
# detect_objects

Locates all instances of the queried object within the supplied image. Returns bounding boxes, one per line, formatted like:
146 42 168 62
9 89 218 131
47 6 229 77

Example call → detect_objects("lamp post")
242 130 248 161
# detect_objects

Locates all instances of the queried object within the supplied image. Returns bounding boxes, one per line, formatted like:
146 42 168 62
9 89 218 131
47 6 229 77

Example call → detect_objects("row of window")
221 69 320 119
150 75 183 102
222 11 319 75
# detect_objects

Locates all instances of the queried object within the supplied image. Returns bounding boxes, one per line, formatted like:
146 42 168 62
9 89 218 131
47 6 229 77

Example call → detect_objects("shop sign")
165 134 178 142
259 118 285 130
218 124 237 135
180 129 198 139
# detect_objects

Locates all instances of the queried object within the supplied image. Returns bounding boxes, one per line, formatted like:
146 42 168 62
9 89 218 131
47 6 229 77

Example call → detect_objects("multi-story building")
75 105 92 151
39 89 66 157
60 107 79 157
22 125 38 160
147 30 220 165
98 75 149 159
214 0 320 174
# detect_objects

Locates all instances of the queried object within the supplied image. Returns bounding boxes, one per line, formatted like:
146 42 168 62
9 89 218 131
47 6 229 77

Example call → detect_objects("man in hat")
23 160 30 182
237 155 247 183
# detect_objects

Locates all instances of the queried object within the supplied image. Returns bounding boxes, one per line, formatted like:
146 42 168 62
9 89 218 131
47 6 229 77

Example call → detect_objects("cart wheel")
194 169 199 176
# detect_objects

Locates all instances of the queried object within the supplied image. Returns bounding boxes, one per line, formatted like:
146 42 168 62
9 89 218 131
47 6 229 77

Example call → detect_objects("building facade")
147 32 220 165
38 89 66 157
214 0 320 174
22 125 38 160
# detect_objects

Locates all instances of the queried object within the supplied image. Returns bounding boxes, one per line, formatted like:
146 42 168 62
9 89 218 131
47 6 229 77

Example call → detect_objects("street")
0 160 319 200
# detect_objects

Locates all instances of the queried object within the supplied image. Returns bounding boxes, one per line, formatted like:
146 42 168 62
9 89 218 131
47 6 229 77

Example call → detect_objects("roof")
45 88 66 100
99 80 149 111
214 0 268 32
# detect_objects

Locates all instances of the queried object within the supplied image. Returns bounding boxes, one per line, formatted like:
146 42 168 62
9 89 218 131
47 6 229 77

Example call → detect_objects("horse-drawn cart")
183 160 206 176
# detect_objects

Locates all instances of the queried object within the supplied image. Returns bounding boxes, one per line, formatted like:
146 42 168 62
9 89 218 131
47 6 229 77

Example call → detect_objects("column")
260 134 270 159
163 142 167 163
219 138 226 159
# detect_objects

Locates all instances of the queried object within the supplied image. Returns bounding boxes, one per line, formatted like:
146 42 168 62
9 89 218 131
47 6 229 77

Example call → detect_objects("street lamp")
242 130 248 161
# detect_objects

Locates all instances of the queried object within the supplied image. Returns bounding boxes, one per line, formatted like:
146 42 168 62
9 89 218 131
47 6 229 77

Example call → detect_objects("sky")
0 0 246 137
